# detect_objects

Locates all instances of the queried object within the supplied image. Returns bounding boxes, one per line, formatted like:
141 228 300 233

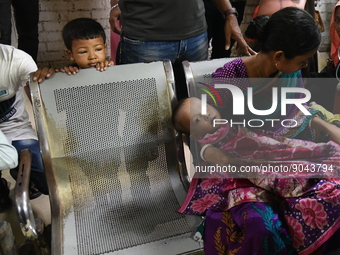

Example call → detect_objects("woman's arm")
311 116 340 144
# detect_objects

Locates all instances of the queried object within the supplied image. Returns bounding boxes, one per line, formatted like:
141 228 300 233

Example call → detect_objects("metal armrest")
15 149 38 240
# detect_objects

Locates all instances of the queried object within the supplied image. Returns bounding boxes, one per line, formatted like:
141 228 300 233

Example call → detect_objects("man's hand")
224 14 256 56
109 4 121 34
33 67 55 83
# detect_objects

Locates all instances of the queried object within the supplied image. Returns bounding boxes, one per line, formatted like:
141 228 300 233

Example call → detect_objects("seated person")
0 43 48 201
306 1 340 112
172 97 340 254
0 129 18 210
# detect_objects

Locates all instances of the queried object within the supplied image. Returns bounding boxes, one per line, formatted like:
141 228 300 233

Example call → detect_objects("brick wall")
36 0 338 68
37 0 112 68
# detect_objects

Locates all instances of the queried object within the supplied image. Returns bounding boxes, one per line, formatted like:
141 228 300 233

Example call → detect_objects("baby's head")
62 18 107 69
172 97 221 140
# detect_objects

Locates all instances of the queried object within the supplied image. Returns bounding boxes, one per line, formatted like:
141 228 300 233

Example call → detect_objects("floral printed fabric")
179 124 340 254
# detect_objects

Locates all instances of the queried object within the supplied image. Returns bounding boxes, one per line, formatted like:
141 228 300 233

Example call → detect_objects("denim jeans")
0 0 39 62
118 31 209 99
10 139 48 195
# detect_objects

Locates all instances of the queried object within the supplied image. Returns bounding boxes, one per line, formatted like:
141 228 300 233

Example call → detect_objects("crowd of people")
1 0 340 254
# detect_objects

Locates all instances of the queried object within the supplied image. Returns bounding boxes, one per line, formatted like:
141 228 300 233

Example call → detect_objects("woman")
307 1 340 112
181 7 340 255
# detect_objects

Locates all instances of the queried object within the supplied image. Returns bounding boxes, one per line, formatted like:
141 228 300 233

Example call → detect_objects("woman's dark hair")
62 18 106 51
245 7 321 59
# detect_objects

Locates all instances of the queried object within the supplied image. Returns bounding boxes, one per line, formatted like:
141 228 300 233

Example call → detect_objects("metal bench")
26 60 202 255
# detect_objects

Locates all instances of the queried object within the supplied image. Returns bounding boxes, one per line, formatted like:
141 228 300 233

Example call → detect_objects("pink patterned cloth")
179 124 340 254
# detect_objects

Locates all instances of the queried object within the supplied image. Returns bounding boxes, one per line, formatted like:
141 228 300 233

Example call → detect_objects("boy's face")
181 97 221 140
66 36 107 69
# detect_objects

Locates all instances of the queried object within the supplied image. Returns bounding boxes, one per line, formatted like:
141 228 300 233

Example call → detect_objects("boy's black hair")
172 97 190 135
62 18 106 51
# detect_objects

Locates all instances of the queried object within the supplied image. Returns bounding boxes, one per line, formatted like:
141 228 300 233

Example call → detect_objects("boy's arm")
32 67 56 83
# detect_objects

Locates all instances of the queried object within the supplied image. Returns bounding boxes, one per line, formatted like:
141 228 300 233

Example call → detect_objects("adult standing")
204 0 247 59
109 0 255 99
0 0 39 63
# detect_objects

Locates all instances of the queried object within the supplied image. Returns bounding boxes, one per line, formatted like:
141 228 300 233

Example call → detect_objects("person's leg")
10 139 48 195
0 0 12 45
175 31 209 100
11 0 39 62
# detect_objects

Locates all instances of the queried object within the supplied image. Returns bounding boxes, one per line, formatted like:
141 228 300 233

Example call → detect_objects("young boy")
57 18 114 75
33 18 114 83
33 18 113 83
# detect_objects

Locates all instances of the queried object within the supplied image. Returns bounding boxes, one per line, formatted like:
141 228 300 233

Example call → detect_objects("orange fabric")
330 1 340 68
253 5 259 19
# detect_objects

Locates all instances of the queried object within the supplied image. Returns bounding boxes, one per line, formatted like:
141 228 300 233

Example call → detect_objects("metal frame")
30 73 62 255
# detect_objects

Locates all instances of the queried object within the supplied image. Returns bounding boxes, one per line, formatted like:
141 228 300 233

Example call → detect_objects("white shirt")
0 44 38 143
0 129 18 170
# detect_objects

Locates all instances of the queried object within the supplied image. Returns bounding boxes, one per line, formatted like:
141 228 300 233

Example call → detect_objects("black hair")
172 98 190 135
62 18 106 51
245 7 321 59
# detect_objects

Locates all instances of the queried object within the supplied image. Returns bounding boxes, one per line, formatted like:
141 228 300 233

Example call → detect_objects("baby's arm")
202 145 245 166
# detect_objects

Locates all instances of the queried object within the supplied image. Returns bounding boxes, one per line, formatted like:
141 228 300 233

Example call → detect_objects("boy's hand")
56 66 79 75
33 67 55 83
95 60 114 72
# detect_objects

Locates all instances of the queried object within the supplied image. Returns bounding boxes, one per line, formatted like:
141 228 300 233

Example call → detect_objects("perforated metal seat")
29 60 202 255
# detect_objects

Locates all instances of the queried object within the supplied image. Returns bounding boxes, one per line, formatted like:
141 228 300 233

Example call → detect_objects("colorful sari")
180 124 340 254
184 58 340 254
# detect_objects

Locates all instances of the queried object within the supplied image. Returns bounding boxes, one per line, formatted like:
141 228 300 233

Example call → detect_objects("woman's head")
330 2 340 67
245 7 321 60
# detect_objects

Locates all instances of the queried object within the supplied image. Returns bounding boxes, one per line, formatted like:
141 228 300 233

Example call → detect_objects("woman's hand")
310 116 340 144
